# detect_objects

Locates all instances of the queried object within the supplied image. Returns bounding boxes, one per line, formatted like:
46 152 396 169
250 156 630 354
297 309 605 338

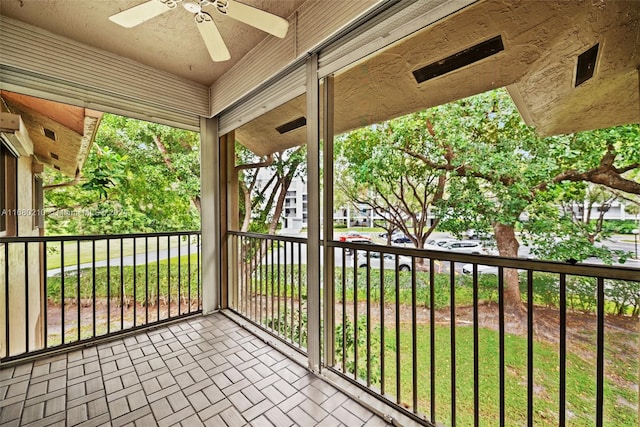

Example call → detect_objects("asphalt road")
47 232 639 277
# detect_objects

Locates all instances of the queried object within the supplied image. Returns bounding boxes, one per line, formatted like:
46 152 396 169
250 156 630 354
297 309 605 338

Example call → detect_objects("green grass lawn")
335 323 638 426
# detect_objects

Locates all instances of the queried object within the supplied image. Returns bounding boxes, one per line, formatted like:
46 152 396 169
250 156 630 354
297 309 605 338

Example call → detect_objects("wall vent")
413 35 504 84
50 152 59 160
43 127 56 141
276 117 306 134
575 43 599 87
53 165 60 170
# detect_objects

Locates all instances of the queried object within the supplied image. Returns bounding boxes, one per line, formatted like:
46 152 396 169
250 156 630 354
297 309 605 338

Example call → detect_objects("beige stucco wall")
0 149 43 357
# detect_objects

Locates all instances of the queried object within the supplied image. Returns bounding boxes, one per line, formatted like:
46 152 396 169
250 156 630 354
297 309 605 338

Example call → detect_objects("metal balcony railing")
228 231 308 353
0 231 201 362
229 232 640 426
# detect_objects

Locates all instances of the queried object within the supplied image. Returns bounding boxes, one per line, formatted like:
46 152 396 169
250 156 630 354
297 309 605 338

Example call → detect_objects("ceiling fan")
109 0 289 62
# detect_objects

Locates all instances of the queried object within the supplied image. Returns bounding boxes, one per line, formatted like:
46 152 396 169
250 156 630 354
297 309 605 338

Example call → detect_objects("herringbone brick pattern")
0 313 391 426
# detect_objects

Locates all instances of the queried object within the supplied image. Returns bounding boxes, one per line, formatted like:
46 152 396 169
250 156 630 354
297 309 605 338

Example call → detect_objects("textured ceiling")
0 0 304 86
235 0 640 156
1 91 102 176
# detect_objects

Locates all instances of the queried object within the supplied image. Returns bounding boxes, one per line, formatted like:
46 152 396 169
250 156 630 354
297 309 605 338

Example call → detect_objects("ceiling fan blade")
109 0 173 28
225 0 289 38
196 13 231 62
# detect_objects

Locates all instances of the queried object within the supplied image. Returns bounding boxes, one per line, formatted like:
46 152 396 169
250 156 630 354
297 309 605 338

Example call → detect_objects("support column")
226 131 239 309
200 116 220 314
323 75 335 366
306 53 321 372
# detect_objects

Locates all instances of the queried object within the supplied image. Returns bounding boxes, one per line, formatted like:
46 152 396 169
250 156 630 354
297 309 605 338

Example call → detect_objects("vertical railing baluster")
366 250 371 386
473 263 479 427
298 241 302 348
498 267 505 427
167 235 171 318
120 238 124 330
290 241 294 344
251 237 256 320
178 236 181 316
284 241 288 341
412 257 418 413
24 242 29 352
559 273 566 427
43 241 48 349
252 237 256 321
380 253 385 396
4 242 9 357
271 239 275 326
197 234 201 310
430 258 436 423
395 254 400 404
450 260 456 427
77 240 81 342
353 249 359 380
527 270 534 426
240 236 244 315
145 236 149 325
596 277 605 427
156 236 160 322
92 240 96 338
251 239 260 321
277 239 281 336
61 242 65 343
188 234 191 313
259 238 263 326
133 238 137 326
341 248 346 372
106 239 110 334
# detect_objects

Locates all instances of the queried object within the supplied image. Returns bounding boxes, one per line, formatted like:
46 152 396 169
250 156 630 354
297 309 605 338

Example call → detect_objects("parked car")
391 234 412 244
378 231 400 239
351 251 412 271
462 263 499 275
426 238 456 248
343 238 374 255
442 240 486 254
339 231 372 242
462 263 523 275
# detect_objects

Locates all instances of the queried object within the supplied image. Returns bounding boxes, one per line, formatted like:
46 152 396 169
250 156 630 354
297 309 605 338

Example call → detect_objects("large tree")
44 114 201 234
335 119 446 249
404 89 639 314
237 144 306 234
338 88 639 315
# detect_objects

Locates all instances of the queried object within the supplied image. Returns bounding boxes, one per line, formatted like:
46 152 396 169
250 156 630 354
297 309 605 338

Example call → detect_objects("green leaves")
44 114 201 235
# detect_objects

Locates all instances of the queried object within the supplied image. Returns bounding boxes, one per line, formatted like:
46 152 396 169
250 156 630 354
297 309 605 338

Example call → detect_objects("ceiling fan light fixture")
109 0 290 62
182 1 201 13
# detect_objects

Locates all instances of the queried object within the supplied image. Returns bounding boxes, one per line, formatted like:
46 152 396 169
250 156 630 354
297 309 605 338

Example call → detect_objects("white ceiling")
0 0 305 86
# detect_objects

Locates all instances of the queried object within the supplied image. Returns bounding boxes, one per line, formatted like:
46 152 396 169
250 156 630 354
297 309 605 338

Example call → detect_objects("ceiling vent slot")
575 43 599 87
276 116 307 134
43 127 56 141
50 152 59 160
412 35 504 84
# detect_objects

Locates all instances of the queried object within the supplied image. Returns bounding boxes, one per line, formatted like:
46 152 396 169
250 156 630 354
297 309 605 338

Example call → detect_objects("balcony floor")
0 312 390 427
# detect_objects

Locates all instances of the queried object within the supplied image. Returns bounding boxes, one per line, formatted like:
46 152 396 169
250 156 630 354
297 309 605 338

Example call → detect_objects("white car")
462 264 523 275
426 238 456 248
462 264 499 275
351 251 412 271
442 240 486 254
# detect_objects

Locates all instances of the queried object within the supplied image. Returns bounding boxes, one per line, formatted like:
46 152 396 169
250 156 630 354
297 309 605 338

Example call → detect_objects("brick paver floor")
0 312 391 426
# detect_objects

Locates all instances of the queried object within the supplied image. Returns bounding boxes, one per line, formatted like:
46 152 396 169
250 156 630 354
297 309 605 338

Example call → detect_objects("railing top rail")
0 230 201 243
328 239 640 282
228 230 308 244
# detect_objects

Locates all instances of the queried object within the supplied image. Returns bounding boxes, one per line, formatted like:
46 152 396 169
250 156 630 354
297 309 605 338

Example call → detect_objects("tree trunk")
493 223 525 317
